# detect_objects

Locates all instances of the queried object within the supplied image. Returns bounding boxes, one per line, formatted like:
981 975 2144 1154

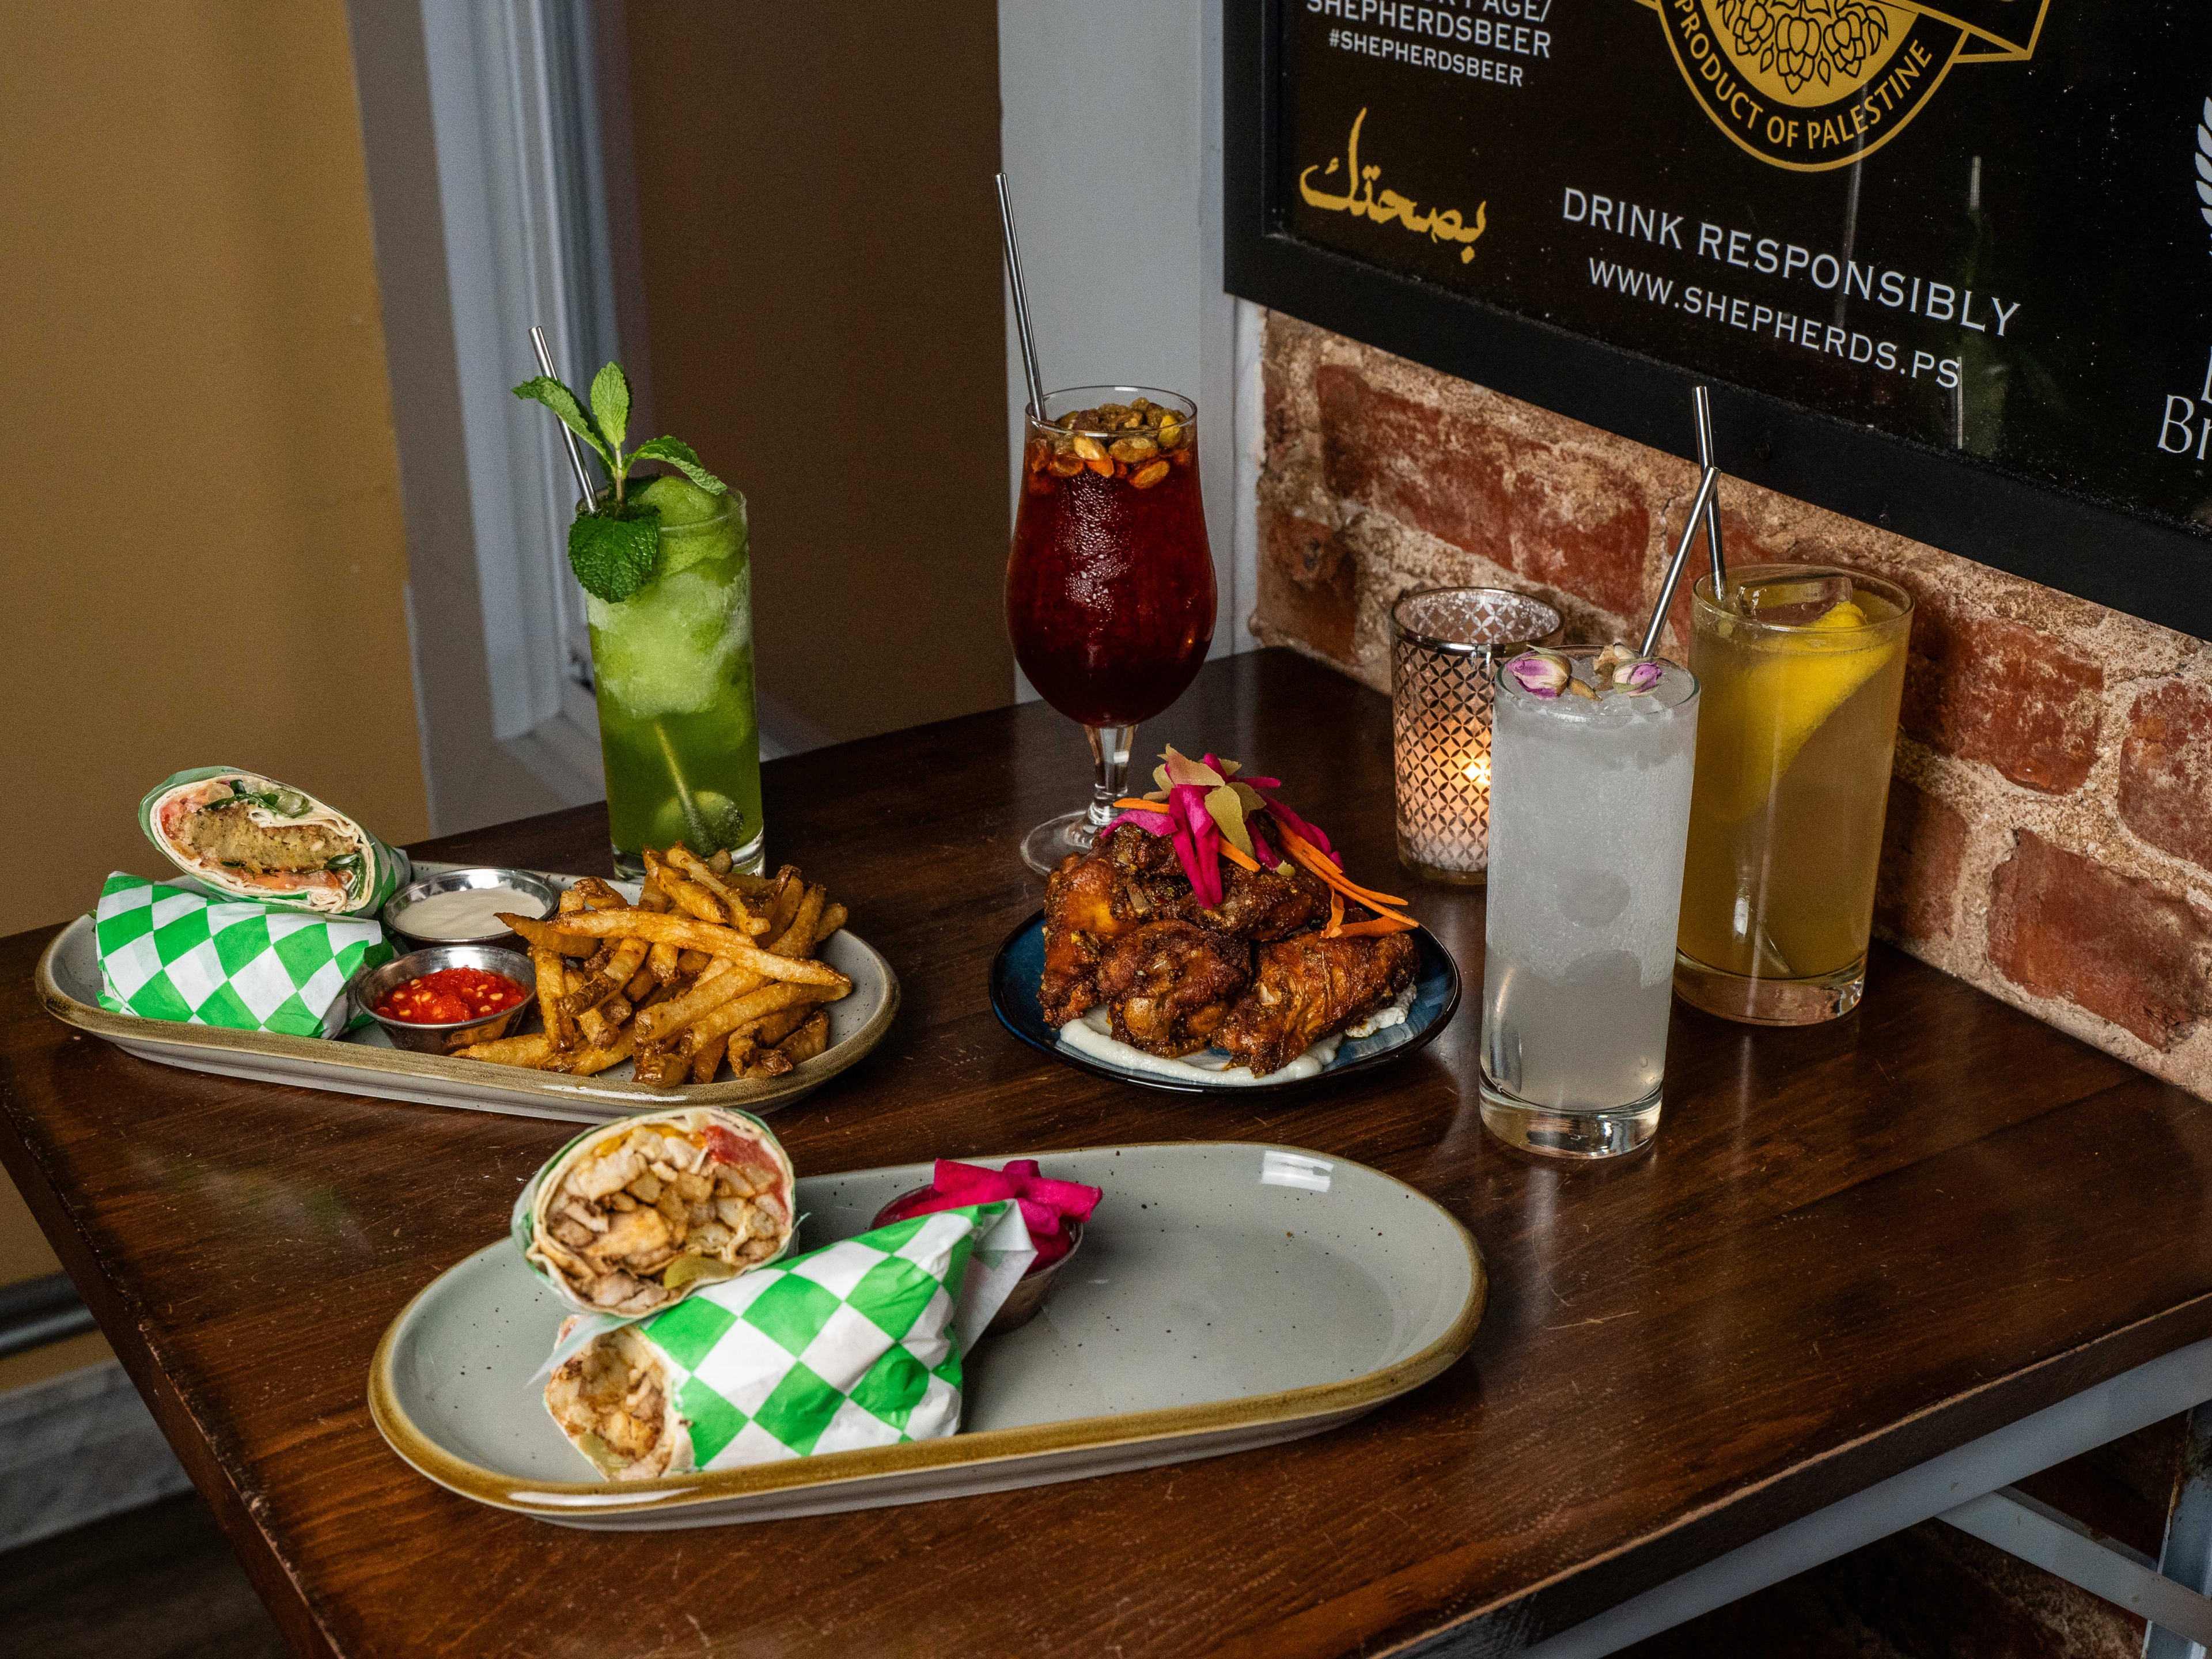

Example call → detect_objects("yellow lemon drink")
1674 566 1912 1024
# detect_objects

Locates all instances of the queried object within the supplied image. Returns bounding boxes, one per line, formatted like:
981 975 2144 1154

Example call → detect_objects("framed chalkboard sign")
1224 0 2212 639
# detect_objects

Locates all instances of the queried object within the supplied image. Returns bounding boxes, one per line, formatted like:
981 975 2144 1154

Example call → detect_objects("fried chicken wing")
1039 823 1372 1054
1099 822 1327 940
1095 921 1251 1057
1040 851 1120 1024
1217 931 1418 1077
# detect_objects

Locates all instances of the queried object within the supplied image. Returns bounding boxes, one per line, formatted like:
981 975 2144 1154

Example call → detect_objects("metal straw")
995 173 1049 423
531 325 599 505
1639 465 1721 659
1693 385 1727 594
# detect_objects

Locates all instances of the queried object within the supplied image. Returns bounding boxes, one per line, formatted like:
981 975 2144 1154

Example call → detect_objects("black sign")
1225 1 2212 638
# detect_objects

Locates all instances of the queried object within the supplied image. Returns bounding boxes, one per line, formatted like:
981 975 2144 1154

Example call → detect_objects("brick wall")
1256 312 2212 1097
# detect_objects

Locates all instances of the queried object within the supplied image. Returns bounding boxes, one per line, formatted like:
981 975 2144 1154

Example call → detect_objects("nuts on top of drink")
1025 396 1194 491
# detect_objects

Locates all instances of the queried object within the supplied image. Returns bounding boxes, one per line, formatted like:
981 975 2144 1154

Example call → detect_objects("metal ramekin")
381 867 559 951
874 1185 1085 1336
353 945 538 1055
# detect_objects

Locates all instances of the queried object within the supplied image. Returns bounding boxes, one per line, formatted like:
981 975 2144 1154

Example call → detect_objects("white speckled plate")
36 864 897 1124
368 1142 1485 1527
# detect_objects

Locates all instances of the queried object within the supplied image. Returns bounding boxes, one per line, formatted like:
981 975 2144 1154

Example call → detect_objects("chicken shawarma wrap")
139 767 410 916
514 1108 797 1318
543 1201 1034 1480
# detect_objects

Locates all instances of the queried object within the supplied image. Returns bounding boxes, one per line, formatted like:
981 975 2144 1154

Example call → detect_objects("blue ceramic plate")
989 911 1461 1095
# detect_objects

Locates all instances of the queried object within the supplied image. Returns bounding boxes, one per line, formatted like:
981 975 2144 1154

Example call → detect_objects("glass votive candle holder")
1391 586 1565 884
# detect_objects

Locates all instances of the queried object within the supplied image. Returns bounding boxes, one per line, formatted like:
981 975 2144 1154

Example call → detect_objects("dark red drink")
1006 394 1216 725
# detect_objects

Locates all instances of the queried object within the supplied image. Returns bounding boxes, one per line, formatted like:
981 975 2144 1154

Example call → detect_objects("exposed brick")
1902 599 2102 794
1264 343 1304 478
1987 832 2212 1050
2118 680 2212 875
1874 778 1965 944
1313 365 1650 620
1255 503 1357 664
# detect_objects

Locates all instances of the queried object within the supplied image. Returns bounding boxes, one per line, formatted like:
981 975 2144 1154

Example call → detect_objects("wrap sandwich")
140 767 409 916
544 1201 1035 1479
516 1108 796 1318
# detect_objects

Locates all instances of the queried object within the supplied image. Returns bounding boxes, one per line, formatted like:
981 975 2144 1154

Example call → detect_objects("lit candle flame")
1463 755 1491 790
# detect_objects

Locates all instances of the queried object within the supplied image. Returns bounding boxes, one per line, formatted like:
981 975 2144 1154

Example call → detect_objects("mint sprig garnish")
512 359 729 604
568 502 663 605
630 436 725 495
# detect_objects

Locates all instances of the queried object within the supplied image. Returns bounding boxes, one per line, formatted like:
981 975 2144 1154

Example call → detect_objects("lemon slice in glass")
1694 600 1900 824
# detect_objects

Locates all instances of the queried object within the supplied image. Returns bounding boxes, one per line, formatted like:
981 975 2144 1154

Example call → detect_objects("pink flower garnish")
1505 650 1571 698
1105 750 1344 891
1592 642 1665 696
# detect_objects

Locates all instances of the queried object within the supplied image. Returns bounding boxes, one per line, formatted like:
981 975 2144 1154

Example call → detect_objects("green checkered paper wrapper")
543 1201 1036 1480
93 873 393 1037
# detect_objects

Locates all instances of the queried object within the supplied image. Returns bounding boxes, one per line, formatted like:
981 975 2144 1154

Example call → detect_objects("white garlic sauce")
393 886 546 941
1055 982 1415 1087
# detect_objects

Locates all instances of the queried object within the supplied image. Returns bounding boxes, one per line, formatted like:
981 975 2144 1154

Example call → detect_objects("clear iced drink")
1480 647 1699 1158
587 476 763 875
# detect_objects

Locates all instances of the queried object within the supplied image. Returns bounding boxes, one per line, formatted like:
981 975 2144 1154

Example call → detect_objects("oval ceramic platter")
990 911 1460 1095
369 1142 1484 1528
36 863 897 1125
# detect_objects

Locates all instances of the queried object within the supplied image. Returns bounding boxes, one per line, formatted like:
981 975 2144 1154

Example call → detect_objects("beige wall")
0 1 427 940
623 1 1014 744
0 1 425 1380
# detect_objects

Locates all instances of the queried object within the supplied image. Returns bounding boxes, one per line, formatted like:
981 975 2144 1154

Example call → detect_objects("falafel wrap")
515 1108 797 1319
139 767 409 916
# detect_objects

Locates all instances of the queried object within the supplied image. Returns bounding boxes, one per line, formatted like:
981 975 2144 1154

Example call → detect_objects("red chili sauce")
374 967 527 1025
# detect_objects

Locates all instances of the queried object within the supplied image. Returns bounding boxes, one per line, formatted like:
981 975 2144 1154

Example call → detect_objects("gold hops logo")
1713 0 1892 95
1634 0 2047 171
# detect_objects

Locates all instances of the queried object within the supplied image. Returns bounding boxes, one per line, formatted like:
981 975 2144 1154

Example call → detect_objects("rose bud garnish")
1504 650 1571 698
1591 642 1665 697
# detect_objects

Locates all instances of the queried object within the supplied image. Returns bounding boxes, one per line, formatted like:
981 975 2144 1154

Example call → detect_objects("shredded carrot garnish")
1329 916 1419 937
1324 888 1346 937
1272 823 1411 908
1274 827 1420 927
1112 798 1170 813
1218 840 1260 872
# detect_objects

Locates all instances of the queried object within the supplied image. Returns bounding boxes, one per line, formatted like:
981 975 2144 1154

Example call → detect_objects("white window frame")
418 0 619 803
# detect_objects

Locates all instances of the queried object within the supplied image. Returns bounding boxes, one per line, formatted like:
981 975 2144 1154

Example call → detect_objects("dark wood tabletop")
3 647 2209 1658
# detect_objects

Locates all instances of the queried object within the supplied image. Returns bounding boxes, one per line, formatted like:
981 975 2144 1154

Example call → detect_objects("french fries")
456 848 852 1086
778 1011 830 1066
771 885 827 959
669 846 755 923
458 1032 552 1066
506 909 840 979
684 979 843 1050
631 959 757 1046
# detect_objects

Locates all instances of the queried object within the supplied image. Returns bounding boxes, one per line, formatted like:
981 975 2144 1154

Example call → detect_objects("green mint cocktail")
589 476 762 874
512 359 763 874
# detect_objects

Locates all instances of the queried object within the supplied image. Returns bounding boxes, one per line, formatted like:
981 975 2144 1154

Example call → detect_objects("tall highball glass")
1480 649 1700 1158
1673 565 1912 1024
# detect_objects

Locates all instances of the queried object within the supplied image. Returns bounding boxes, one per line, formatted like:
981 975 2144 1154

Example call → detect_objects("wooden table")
6 648 2212 1658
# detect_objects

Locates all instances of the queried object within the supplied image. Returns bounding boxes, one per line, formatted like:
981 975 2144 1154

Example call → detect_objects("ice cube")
1555 868 1631 929
589 569 748 715
634 474 726 527
1728 570 1855 626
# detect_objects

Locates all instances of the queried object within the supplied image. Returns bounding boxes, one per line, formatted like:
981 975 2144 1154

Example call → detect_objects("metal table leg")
2145 1402 2212 1659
